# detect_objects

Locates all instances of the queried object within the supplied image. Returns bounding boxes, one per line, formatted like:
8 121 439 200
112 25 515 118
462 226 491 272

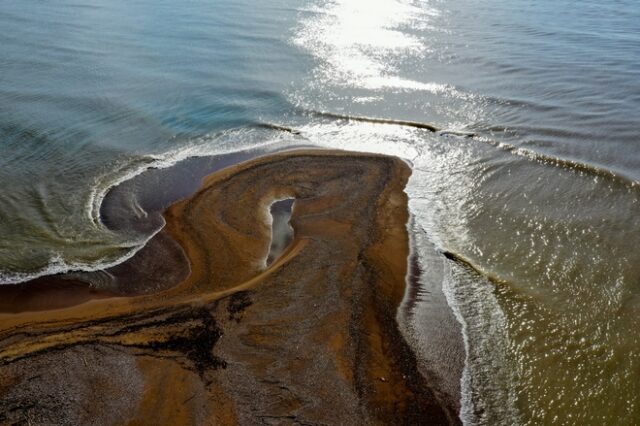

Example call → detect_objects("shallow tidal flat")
0 150 459 425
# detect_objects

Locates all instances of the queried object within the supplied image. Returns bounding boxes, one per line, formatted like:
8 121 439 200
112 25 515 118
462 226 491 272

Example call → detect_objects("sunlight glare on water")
293 0 451 93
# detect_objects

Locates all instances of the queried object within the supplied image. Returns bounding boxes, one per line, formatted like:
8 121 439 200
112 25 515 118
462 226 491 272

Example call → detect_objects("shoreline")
0 149 461 425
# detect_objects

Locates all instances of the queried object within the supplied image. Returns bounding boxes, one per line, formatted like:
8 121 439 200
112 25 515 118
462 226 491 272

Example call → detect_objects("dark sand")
0 150 461 425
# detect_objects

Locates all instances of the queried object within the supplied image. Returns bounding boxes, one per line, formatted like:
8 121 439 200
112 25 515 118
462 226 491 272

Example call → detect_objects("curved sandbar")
0 150 459 425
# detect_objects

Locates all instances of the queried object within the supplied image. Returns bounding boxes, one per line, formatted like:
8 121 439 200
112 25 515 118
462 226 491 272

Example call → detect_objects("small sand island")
0 150 459 425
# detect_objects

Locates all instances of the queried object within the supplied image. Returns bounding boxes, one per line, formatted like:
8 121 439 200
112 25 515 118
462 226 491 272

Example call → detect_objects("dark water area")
1 0 638 424
101 149 266 233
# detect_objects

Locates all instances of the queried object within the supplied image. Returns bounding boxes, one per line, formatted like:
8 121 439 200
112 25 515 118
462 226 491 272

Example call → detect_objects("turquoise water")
1 0 639 424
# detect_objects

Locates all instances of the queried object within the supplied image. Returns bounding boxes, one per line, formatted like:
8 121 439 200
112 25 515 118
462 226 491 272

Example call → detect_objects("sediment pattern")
0 150 459 425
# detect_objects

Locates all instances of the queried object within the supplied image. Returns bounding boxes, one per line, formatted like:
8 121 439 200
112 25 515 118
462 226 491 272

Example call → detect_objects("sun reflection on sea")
294 0 446 91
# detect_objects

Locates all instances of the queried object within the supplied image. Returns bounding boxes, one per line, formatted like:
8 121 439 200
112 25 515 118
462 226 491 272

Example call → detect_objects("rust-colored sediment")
0 150 460 425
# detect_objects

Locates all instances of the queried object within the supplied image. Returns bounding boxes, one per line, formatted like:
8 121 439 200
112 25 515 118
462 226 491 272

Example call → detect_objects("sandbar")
0 150 460 425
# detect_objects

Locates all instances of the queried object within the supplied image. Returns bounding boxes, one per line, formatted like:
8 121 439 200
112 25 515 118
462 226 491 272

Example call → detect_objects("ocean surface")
1 0 638 424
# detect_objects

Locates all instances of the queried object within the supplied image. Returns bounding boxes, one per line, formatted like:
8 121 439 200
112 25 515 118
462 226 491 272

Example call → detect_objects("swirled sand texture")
0 150 458 425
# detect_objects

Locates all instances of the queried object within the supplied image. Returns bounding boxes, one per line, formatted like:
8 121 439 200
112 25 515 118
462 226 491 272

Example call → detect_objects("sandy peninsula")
0 150 460 425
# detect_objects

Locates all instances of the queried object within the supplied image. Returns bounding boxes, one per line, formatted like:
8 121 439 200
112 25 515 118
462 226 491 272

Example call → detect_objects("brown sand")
0 150 460 425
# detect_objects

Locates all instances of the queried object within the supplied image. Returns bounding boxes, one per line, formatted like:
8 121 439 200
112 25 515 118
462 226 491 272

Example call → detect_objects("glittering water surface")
1 0 639 424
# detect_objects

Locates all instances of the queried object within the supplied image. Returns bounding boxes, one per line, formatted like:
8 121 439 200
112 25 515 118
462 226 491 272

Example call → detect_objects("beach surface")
0 150 460 425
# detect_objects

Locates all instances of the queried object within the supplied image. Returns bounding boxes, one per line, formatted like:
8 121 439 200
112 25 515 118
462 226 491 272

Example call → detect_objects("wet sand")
0 150 461 425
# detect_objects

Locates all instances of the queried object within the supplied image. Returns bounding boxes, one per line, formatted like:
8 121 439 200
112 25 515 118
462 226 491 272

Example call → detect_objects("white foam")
440 262 474 426
0 229 160 285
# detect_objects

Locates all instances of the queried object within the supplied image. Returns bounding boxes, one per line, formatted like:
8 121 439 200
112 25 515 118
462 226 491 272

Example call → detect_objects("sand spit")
0 150 460 425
